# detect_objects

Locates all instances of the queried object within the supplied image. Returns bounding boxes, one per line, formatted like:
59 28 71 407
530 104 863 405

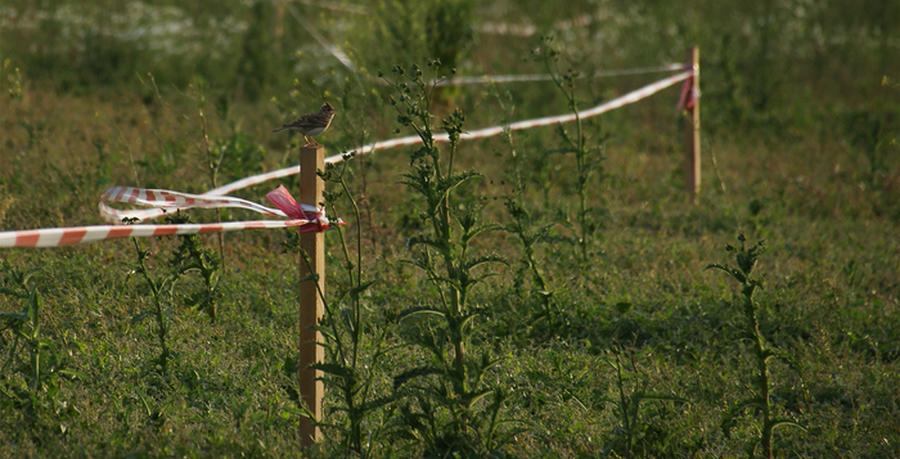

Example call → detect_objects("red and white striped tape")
0 185 338 248
477 14 597 37
208 70 692 198
97 185 316 224
0 219 309 248
285 2 681 89
432 63 686 87
0 69 690 249
677 72 699 112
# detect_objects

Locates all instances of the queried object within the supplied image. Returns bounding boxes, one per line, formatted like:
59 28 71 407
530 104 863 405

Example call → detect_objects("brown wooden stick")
299 142 325 446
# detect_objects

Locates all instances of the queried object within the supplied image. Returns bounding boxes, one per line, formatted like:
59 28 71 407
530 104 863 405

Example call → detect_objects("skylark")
273 102 336 144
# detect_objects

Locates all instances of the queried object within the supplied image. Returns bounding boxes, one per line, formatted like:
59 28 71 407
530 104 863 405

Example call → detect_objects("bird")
273 102 336 144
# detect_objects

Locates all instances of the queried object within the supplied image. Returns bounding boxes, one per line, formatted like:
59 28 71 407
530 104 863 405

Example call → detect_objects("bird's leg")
303 135 311 145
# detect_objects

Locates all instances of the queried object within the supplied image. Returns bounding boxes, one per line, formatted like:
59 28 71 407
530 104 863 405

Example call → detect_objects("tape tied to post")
677 73 698 112
0 185 341 248
265 185 337 233
100 184 339 233
2 69 689 249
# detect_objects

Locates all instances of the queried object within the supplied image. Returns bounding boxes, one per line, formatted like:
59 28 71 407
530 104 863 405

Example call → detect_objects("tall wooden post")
299 142 325 446
685 46 701 200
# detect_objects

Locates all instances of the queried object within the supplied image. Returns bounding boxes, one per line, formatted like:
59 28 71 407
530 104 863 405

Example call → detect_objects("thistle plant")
500 126 560 331
0 263 76 423
492 99 560 334
534 35 607 261
708 234 805 459
195 87 227 270
598 349 685 458
298 158 393 458
384 62 512 455
169 223 221 322
504 196 556 325
130 238 174 374
127 212 226 375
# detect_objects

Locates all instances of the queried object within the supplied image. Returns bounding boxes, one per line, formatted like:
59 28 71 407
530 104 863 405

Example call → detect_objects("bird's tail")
272 126 287 133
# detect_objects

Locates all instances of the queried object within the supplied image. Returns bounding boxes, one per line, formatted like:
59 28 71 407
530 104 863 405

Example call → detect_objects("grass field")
1 1 898 457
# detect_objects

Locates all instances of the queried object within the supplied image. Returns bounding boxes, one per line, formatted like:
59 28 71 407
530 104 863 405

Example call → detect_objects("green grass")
1 0 898 457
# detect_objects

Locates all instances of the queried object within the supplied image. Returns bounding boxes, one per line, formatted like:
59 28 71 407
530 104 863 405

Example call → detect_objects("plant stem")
332 168 368 455
132 238 169 372
574 99 588 261
28 291 40 394
544 49 590 260
745 288 773 459
199 106 226 271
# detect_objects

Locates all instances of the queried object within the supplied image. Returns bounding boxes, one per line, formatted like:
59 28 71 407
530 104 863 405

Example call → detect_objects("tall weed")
534 35 608 261
0 263 79 427
708 234 805 458
385 62 514 455
298 159 395 457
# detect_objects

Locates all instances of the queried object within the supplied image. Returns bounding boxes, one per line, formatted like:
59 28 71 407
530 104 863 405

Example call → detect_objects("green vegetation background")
0 0 897 457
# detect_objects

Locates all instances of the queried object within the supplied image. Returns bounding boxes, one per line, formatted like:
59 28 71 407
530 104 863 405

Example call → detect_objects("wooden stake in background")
685 46 701 200
299 143 325 446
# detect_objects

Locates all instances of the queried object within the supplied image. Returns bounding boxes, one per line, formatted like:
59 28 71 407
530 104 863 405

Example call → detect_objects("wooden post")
685 46 701 200
299 142 325 446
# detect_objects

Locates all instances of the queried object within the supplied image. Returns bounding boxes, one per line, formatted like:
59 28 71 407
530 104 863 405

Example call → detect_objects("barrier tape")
477 14 597 37
286 3 681 89
285 5 596 35
97 185 316 224
432 63 685 87
0 220 308 248
0 185 338 248
206 70 693 200
677 73 698 112
0 70 690 249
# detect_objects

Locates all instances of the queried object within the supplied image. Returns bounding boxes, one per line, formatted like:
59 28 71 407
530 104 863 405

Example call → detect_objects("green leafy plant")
503 197 556 326
708 234 805 459
424 0 474 75
193 81 227 270
169 223 222 322
384 62 514 455
372 0 474 75
299 158 394 457
130 237 175 374
1 57 24 101
598 349 686 458
236 0 279 101
499 129 559 331
214 132 268 183
842 76 898 187
534 35 608 261
129 213 225 373
0 263 78 424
